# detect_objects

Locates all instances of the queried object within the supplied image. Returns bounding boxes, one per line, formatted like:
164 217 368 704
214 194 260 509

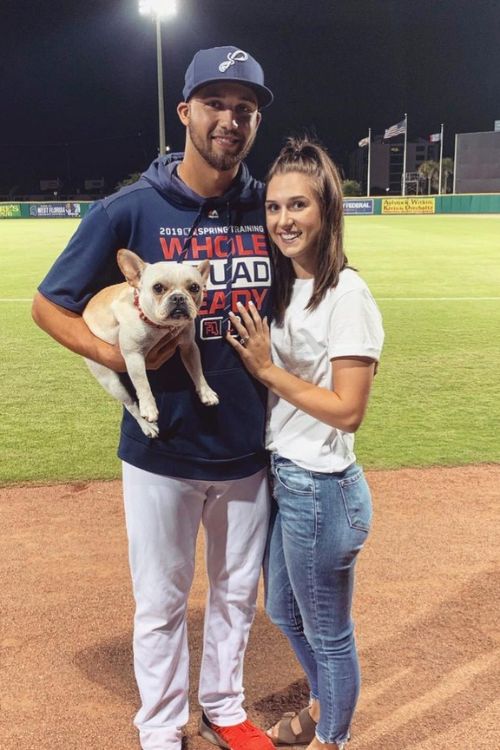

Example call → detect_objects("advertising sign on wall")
382 197 435 214
343 199 374 215
29 202 82 218
0 204 21 218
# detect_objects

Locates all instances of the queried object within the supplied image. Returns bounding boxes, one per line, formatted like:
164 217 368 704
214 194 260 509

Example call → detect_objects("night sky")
1 0 499 194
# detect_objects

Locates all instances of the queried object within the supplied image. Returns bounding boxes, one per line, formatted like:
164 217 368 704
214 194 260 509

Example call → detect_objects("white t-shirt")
266 268 384 473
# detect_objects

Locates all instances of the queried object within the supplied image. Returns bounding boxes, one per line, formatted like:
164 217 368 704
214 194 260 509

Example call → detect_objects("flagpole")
438 123 444 195
367 127 371 197
402 113 408 196
453 133 458 194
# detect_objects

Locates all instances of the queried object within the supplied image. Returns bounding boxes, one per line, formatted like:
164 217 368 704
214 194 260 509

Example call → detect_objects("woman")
226 138 384 750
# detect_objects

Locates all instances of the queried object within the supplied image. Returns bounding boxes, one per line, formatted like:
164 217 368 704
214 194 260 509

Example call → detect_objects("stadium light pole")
139 0 177 156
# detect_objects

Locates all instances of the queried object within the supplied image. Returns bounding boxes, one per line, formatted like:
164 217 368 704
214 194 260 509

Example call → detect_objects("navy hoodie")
39 153 272 480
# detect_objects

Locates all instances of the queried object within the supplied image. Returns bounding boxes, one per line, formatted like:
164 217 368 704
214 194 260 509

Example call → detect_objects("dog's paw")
139 398 159 423
198 386 219 407
138 418 159 438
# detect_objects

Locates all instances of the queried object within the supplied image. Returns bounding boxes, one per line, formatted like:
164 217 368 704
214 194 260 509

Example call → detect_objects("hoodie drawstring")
179 202 240 338
222 203 243 336
178 207 204 262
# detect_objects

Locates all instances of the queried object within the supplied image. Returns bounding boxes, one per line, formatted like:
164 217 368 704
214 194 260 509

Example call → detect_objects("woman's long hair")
266 137 348 325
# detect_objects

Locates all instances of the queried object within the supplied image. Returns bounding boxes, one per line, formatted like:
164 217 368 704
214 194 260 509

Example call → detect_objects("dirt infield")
1 465 499 750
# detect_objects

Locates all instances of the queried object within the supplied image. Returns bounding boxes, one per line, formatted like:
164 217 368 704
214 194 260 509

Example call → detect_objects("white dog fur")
83 249 218 438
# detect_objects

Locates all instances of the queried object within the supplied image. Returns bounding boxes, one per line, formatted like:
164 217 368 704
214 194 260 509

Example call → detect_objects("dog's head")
117 249 210 328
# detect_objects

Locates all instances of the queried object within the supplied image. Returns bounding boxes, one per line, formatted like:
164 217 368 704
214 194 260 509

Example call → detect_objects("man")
32 46 274 750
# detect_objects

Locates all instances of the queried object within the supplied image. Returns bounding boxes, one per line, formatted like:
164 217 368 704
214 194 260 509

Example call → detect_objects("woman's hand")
226 301 273 380
226 301 377 432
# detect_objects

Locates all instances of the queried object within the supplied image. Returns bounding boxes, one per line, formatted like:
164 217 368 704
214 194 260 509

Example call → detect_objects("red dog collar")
133 290 172 329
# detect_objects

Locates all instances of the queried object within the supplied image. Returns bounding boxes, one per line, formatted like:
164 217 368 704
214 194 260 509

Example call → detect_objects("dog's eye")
152 283 164 294
190 283 200 293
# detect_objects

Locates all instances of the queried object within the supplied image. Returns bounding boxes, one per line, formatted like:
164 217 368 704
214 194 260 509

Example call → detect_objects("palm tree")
418 160 439 194
440 158 454 194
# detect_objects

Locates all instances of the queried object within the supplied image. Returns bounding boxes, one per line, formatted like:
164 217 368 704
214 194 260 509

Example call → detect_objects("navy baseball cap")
183 46 273 108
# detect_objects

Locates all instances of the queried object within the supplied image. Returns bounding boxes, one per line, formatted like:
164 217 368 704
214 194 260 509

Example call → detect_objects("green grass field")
1 215 499 485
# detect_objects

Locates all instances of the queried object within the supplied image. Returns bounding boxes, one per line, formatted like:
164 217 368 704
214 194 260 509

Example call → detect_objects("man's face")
178 82 262 171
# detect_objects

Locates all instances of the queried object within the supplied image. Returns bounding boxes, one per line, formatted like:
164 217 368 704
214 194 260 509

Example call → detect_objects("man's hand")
32 292 180 373
97 332 179 372
145 333 181 370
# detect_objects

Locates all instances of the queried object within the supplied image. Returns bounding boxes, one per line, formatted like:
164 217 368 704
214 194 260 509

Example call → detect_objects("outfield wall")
1 194 500 219
0 201 92 219
343 194 500 215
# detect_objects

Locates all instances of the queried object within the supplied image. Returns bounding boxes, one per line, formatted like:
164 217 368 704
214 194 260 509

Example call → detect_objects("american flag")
358 136 370 147
429 132 441 143
384 119 406 139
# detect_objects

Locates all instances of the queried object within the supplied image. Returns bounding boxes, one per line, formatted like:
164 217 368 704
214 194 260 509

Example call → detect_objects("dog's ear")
196 259 211 286
117 249 147 288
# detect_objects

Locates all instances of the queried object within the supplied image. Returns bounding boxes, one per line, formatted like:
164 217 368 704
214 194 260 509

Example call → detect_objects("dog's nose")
171 294 187 306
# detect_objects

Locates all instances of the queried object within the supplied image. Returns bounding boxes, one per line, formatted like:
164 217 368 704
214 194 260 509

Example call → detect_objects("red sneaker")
199 713 275 750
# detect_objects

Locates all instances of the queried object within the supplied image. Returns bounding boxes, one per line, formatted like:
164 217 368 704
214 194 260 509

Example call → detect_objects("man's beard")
188 124 256 171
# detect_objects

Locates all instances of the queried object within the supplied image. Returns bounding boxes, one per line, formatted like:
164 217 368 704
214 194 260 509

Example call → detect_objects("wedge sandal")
267 707 317 746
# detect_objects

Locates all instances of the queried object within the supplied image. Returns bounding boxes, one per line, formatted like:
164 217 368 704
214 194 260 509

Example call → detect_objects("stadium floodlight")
139 0 177 19
139 1 177 155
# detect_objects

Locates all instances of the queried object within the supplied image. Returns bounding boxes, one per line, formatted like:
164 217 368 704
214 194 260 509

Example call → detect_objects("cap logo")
218 49 248 73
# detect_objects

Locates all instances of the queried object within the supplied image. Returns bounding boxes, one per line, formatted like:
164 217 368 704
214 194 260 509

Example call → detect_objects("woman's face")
265 172 322 278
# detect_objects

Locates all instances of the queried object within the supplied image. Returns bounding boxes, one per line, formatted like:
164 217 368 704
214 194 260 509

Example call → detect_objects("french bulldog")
83 249 218 438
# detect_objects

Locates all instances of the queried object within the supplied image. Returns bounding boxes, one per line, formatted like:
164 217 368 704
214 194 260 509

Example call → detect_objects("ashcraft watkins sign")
382 197 435 214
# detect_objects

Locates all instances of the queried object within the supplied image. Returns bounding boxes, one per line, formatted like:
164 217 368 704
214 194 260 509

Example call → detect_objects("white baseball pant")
122 462 270 750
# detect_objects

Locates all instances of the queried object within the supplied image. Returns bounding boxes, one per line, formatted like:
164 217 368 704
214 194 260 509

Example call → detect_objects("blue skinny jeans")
264 455 372 746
